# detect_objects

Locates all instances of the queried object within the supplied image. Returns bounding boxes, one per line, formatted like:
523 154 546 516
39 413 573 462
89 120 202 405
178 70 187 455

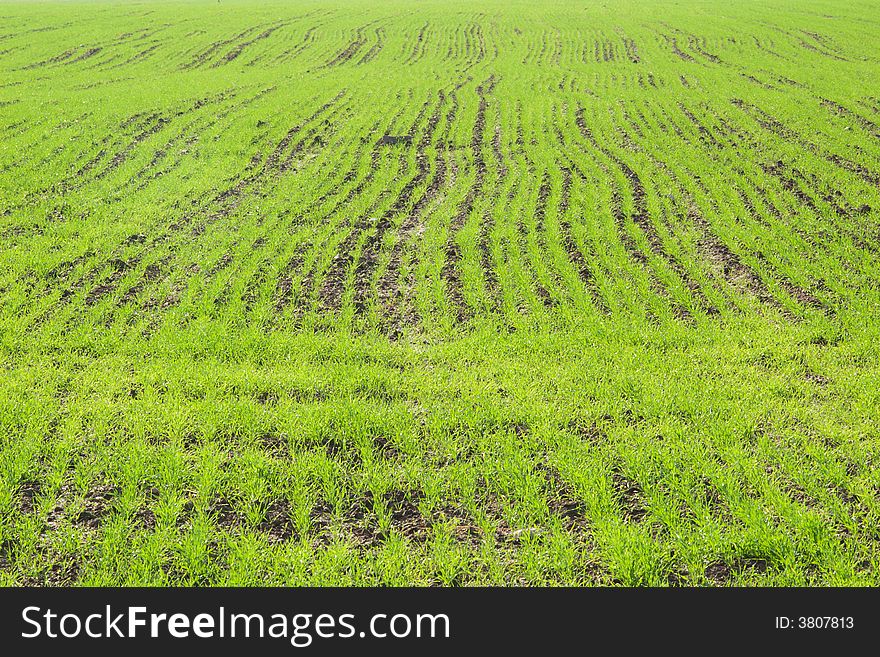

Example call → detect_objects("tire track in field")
470 22 486 64
315 95 433 315
93 113 171 179
324 21 383 68
526 171 563 309
21 43 105 70
106 43 161 69
23 93 256 322
662 35 695 63
475 98 509 311
616 108 721 317
404 23 429 64
590 35 618 63
114 90 346 317
752 162 849 311
630 106 758 316
574 106 693 321
165 86 278 197
350 92 446 318
175 93 351 314
615 28 640 63
441 74 496 324
550 120 612 314
50 93 228 196
690 103 853 302
204 90 347 218
286 98 414 321
616 106 722 317
819 98 880 141
274 118 389 316
554 133 611 315
797 29 849 62
357 27 384 64
389 85 465 329
271 25 320 64
88 28 175 71
180 25 263 69
270 115 387 314
687 204 796 315
178 13 320 69
211 21 288 67
296 92 421 317
657 102 832 316
557 163 610 313
684 33 725 66
375 91 454 335
725 130 878 259
731 98 880 186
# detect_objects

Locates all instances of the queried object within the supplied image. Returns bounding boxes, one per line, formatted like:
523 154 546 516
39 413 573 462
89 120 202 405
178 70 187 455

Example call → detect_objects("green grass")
0 0 879 585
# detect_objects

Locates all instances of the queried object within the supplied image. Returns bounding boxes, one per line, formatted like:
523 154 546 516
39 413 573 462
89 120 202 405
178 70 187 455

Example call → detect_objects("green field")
1 0 879 586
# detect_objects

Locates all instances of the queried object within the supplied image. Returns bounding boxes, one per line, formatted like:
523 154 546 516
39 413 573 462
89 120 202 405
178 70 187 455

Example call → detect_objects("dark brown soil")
316 101 432 316
275 122 388 318
119 259 164 306
68 47 102 64
803 367 829 386
798 31 848 62
23 43 101 69
610 467 648 523
678 103 723 149
476 208 499 310
40 483 118 532
566 417 607 444
273 249 305 312
760 160 820 211
259 500 297 543
71 146 109 180
538 463 590 532
705 557 768 584
74 485 118 529
18 480 41 514
352 101 436 315
83 254 139 305
375 134 412 146
309 489 431 548
22 559 80 586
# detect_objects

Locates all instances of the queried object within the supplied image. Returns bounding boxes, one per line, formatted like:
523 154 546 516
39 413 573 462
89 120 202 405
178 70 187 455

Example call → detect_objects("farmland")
0 0 879 586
